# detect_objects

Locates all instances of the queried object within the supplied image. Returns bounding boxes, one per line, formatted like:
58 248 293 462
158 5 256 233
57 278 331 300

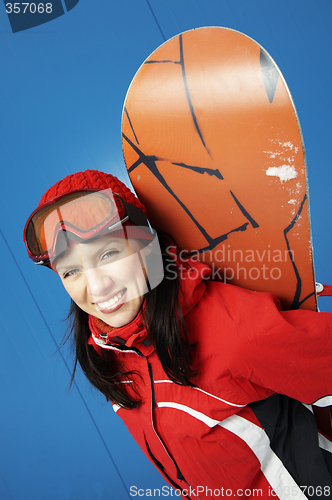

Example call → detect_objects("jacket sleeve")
200 282 332 406
225 284 332 405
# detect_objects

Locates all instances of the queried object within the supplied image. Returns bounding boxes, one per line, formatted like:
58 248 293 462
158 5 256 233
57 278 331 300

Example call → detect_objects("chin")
98 298 143 328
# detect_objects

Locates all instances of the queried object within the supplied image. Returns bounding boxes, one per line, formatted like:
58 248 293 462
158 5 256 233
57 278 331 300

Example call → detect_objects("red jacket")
89 259 332 499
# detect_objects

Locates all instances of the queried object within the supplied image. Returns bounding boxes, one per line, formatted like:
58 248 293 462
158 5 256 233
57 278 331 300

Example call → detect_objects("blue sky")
0 2 331 499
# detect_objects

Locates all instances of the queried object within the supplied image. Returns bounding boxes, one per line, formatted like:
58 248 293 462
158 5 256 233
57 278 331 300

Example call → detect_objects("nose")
85 266 113 298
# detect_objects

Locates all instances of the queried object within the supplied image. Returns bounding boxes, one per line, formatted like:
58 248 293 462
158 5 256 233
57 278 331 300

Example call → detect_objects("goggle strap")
121 199 153 235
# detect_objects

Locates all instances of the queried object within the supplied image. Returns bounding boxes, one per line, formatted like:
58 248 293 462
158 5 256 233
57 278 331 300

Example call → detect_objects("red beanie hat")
39 169 146 213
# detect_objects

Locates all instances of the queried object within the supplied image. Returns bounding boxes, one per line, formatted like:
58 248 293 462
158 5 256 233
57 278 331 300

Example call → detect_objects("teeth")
97 290 125 309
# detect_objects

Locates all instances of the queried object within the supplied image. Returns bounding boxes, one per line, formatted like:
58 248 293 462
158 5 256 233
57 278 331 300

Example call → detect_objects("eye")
63 268 81 279
100 249 120 262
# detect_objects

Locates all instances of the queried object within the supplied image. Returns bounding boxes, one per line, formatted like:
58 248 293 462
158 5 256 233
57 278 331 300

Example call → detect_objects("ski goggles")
24 188 154 268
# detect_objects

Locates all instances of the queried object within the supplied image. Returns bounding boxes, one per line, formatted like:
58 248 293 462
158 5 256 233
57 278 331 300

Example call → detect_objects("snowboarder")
24 169 332 499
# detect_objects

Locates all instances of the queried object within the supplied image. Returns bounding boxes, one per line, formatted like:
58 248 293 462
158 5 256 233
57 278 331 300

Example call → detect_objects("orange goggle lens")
25 190 126 259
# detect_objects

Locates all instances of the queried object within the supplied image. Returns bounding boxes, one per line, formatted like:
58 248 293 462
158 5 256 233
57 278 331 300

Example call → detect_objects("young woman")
24 169 332 499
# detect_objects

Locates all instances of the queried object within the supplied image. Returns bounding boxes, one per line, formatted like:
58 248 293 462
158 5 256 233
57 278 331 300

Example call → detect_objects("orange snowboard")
122 27 316 311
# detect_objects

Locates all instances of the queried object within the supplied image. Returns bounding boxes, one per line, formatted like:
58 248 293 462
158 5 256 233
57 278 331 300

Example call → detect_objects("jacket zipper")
147 360 201 499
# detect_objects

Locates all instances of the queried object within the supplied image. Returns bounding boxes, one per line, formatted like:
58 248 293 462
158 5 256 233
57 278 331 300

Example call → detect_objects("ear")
141 241 153 256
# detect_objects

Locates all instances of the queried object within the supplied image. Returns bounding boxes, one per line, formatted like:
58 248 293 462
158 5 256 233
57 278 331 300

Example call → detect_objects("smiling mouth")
95 288 127 310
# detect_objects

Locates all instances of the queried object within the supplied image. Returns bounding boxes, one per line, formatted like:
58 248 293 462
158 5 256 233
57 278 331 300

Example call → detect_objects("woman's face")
55 235 149 328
